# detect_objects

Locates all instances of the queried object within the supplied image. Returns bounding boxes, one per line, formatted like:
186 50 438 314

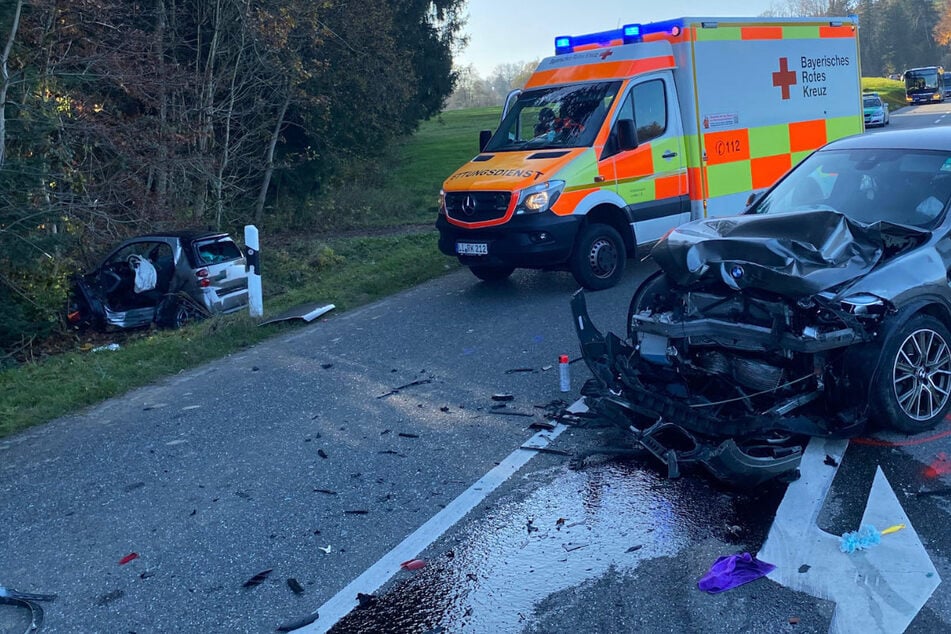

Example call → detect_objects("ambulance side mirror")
617 119 638 152
479 130 492 152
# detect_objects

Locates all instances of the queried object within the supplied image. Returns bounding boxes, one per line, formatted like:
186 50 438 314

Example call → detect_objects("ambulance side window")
604 79 667 158
632 80 667 144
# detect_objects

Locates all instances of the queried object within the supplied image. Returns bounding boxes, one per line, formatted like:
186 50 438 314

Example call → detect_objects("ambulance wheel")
469 265 515 282
571 223 626 290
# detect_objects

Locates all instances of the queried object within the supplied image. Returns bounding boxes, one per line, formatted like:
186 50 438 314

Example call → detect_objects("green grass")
302 107 502 231
861 77 905 111
0 106 494 438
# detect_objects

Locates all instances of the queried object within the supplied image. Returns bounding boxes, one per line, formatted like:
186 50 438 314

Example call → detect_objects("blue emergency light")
554 19 685 55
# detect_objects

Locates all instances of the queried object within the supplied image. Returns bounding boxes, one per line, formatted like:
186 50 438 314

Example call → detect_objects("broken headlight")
840 293 886 316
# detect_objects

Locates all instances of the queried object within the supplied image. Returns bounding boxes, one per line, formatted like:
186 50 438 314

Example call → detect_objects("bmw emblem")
730 265 744 280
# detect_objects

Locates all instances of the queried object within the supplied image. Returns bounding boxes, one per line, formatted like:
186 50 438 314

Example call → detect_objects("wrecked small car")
67 231 249 330
574 127 951 486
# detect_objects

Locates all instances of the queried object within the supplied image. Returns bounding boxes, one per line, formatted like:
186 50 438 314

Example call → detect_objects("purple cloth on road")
697 552 776 594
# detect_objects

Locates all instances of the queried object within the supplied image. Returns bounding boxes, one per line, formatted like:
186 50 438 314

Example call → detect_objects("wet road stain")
330 458 785 633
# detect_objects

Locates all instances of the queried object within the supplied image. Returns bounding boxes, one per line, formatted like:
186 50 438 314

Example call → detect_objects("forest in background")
0 0 464 350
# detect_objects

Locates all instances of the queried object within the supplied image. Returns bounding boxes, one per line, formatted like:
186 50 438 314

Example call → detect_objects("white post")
244 225 263 318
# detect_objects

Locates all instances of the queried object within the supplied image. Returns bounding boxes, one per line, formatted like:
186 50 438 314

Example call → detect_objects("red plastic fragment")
400 559 426 571
119 552 139 565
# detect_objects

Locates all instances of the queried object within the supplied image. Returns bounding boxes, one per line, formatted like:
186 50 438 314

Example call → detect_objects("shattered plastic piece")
356 592 377 609
626 545 643 553
286 578 305 595
318 545 332 554
505 368 535 374
839 523 905 553
377 379 433 399
491 393 515 402
492 411 534 418
789 616 801 625
529 421 556 431
118 552 139 565
313 489 337 495
562 543 587 552
344 509 369 515
317 449 328 459
259 302 335 326
400 559 427 571
243 569 274 588
520 446 571 456
824 455 839 467
398 432 419 438
798 564 811 573
92 343 121 352
95 589 124 606
698 553 775 593
276 610 319 631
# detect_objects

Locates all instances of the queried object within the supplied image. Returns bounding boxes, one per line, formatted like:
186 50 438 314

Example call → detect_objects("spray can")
559 355 570 392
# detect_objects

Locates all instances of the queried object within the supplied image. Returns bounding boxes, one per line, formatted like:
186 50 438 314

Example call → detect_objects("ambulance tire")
469 265 515 282
571 223 626 290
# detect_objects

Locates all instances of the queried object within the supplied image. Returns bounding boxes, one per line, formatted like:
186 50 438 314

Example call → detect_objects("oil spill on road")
330 458 785 633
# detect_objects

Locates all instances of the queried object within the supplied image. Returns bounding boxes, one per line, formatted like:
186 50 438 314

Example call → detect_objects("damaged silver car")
574 127 951 486
67 231 249 330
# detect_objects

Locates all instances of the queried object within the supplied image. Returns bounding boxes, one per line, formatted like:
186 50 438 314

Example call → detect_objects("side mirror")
479 130 492 152
617 119 638 152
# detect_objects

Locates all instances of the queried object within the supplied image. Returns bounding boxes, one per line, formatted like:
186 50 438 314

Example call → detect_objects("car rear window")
194 238 243 264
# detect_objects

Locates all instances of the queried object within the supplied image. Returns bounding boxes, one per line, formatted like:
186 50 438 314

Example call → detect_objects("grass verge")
2 220 457 438
861 77 905 110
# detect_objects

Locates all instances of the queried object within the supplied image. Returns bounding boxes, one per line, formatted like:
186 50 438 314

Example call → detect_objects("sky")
458 0 781 77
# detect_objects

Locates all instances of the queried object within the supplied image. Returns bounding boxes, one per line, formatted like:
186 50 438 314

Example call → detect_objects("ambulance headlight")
438 189 447 215
516 180 565 214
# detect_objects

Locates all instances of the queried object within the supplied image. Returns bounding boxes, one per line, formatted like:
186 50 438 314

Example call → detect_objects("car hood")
650 209 930 298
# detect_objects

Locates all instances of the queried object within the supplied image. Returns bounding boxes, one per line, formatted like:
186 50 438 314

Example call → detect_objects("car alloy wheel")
892 327 951 422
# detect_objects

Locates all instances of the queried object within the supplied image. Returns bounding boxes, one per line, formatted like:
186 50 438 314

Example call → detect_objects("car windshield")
753 148 951 228
483 81 621 152
863 96 881 108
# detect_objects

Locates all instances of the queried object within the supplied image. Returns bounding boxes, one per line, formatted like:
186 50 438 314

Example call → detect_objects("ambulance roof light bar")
554 19 684 55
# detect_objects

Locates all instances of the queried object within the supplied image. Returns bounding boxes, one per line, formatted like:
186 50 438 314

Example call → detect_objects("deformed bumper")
436 213 582 269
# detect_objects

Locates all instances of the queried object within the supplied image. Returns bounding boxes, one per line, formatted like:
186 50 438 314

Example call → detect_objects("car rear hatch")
190 235 249 313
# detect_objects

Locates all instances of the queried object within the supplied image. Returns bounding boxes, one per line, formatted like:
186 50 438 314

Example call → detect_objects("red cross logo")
600 50 614 60
772 57 797 100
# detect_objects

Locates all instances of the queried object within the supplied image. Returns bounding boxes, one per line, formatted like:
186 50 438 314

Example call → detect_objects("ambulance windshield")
484 81 622 152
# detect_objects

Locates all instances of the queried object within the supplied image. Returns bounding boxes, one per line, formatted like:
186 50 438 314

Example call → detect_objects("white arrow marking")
758 437 940 633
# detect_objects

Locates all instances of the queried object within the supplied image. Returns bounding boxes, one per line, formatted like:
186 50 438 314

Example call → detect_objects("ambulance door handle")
662 150 678 159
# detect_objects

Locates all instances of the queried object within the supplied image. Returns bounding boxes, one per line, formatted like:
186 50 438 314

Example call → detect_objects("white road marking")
296 419 572 632
758 437 940 633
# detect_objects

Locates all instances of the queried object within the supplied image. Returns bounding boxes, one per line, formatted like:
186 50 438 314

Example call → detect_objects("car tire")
469 265 515 282
870 314 951 433
570 223 626 290
627 271 673 340
157 295 204 329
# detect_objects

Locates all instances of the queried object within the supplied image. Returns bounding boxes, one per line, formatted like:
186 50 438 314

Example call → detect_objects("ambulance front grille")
445 191 512 223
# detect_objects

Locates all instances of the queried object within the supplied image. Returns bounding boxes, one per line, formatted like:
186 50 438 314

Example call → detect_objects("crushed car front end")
573 129 951 486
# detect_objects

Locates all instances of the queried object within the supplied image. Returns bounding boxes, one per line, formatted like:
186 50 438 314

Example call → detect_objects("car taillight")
196 268 211 288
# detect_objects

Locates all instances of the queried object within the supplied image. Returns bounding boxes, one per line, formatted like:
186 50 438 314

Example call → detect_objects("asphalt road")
5 104 951 634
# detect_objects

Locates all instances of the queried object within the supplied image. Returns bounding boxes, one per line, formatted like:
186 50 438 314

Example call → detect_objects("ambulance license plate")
456 242 488 256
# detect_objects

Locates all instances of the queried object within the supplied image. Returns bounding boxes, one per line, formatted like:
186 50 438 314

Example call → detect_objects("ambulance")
437 17 863 289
